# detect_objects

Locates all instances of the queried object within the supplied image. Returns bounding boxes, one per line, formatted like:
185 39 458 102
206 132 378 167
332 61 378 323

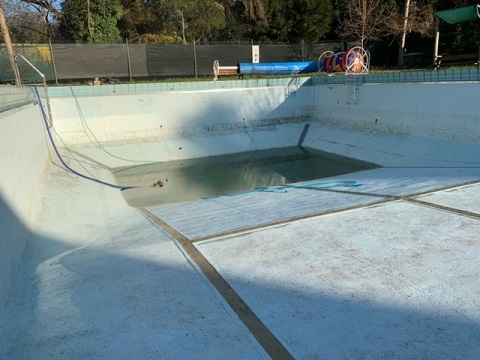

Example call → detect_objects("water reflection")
114 147 378 207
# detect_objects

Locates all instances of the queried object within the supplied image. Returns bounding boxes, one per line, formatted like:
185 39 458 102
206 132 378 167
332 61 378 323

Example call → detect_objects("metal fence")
0 40 355 83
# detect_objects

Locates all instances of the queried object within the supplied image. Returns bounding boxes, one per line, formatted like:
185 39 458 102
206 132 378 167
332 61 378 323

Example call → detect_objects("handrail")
13 53 53 127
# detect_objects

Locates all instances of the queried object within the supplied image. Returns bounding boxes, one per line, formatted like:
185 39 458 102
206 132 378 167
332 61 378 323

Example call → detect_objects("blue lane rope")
30 86 135 191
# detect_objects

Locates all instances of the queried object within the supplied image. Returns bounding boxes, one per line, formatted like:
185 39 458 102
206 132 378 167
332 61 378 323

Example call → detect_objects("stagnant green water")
114 146 379 207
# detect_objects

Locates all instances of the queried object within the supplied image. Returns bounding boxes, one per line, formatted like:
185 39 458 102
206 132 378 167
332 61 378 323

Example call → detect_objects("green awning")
435 5 480 24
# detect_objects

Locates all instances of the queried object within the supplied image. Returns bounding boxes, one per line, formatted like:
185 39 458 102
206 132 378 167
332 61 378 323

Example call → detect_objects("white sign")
252 45 260 63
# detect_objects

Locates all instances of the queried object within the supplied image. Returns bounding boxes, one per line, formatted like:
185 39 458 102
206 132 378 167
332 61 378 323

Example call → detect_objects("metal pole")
301 39 305 62
434 17 440 67
49 38 59 85
126 38 132 82
14 53 53 127
193 38 197 78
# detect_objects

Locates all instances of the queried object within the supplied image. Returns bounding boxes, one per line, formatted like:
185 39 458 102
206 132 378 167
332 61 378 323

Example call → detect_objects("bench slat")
435 53 479 69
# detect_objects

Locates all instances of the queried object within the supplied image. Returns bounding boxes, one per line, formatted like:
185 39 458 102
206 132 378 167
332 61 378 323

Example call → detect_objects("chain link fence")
1 40 355 83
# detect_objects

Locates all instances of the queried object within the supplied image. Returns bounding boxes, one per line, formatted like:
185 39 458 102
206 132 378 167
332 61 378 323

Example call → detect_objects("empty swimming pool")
2 72 480 359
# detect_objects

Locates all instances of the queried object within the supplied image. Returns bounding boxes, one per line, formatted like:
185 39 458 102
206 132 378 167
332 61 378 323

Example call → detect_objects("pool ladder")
345 76 361 105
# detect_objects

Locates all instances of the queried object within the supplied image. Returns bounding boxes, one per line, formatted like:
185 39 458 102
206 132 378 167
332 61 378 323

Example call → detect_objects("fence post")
126 38 132 82
301 40 305 61
48 38 58 85
193 38 197 78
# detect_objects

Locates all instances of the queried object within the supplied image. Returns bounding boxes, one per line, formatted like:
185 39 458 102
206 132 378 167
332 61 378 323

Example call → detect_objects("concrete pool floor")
1 152 480 358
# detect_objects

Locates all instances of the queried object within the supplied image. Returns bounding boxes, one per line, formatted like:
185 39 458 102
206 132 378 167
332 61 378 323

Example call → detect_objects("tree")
59 0 123 43
387 0 434 66
289 0 334 43
263 0 334 43
242 0 267 22
118 0 164 41
118 0 150 40
19 0 61 38
215 0 249 41
168 0 226 44
0 3 20 83
4 0 51 42
434 0 479 11
337 0 391 49
217 0 268 41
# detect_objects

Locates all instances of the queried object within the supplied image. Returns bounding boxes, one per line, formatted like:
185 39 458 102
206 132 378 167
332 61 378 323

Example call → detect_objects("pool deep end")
2 74 480 324
114 146 379 207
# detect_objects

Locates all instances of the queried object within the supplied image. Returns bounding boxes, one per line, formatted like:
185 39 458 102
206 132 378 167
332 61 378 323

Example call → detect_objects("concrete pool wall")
48 76 480 169
1 72 480 323
306 78 480 167
312 80 480 142
0 87 51 317
48 78 314 167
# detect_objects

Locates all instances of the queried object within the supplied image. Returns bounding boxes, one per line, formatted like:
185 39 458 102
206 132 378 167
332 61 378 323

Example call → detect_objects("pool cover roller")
235 47 369 76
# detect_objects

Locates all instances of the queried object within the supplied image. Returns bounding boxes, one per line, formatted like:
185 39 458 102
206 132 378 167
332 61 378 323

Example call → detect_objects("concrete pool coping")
1 130 479 358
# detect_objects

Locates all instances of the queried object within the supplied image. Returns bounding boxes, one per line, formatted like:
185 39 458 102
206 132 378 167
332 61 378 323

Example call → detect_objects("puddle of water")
114 146 378 207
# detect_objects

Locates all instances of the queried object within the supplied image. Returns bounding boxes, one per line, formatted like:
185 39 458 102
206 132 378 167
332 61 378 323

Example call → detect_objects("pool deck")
1 135 480 359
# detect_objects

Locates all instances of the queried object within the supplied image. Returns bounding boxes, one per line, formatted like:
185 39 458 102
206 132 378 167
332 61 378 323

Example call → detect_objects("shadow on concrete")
1 192 479 359
219 274 480 359
0 202 267 359
0 195 31 323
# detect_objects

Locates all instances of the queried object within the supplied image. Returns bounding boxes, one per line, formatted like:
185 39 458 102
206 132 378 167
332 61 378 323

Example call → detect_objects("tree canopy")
59 0 123 43
265 0 334 43
2 0 480 66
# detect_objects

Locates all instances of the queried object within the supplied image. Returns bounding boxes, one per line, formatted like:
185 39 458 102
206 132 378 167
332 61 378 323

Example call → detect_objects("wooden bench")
434 53 479 69
217 66 238 76
213 60 240 80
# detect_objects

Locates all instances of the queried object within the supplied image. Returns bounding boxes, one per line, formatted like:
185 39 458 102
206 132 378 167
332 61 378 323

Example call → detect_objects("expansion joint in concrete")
401 179 480 220
138 208 294 360
403 198 480 220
